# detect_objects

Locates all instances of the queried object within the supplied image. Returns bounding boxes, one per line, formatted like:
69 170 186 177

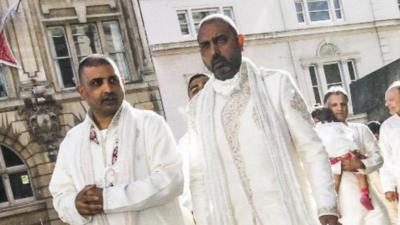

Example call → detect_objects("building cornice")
150 19 400 56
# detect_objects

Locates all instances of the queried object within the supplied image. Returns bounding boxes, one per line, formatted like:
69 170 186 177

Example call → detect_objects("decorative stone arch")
0 128 51 199
0 129 50 225
317 41 340 57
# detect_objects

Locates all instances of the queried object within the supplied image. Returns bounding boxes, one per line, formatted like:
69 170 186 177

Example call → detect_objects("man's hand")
341 158 365 171
319 215 341 225
75 185 104 216
385 191 398 202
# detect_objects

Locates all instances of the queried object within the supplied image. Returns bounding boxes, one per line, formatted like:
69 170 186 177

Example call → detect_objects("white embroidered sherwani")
318 122 389 225
188 58 337 225
49 101 185 225
380 114 400 224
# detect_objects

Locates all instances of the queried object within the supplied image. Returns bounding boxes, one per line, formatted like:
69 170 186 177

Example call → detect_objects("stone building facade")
0 0 162 224
139 0 400 139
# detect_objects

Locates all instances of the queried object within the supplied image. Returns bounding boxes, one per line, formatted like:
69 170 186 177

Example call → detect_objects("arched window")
305 42 358 106
0 144 34 207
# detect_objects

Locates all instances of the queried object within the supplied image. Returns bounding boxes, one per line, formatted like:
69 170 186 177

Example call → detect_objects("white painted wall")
140 0 400 45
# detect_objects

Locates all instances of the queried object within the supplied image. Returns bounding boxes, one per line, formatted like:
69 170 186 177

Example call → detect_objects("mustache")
101 94 117 102
211 54 228 69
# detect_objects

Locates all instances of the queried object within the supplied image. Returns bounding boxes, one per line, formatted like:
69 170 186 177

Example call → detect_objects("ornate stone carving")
19 83 62 161
318 43 339 57
40 0 117 22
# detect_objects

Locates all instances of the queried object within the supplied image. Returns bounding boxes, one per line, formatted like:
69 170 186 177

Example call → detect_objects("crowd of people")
48 14 400 225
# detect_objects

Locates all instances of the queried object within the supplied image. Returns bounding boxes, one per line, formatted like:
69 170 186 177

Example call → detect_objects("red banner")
0 2 19 68
0 31 18 68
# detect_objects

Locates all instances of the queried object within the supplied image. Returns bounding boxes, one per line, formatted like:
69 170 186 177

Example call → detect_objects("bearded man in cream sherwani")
49 54 185 225
188 14 340 225
380 81 400 224
323 86 389 225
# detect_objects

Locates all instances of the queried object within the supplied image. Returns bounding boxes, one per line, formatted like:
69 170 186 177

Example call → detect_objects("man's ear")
238 34 245 50
76 85 85 100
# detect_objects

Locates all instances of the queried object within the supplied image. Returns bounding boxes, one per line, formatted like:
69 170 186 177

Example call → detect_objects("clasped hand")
75 184 104 216
341 158 365 172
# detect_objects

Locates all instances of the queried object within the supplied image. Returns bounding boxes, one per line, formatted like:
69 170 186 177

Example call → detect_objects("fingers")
75 185 104 216
76 202 103 215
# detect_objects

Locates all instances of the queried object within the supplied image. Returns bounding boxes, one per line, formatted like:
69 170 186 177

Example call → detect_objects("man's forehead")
386 87 400 97
198 20 233 39
328 93 347 103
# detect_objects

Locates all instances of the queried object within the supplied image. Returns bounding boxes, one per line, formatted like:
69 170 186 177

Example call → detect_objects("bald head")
197 14 239 41
385 81 400 115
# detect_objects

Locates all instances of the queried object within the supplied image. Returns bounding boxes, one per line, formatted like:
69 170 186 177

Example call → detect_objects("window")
0 69 7 98
47 20 133 89
398 0 400 11
323 63 343 88
295 1 306 23
222 7 235 21
308 60 357 104
0 145 34 207
177 6 235 36
177 10 190 36
192 8 219 33
333 0 342 19
347 60 357 81
309 65 322 104
294 0 343 23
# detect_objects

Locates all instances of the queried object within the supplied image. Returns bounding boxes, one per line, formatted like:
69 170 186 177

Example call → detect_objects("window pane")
295 3 305 23
347 61 356 81
103 21 124 52
0 71 7 98
323 63 342 86
295 2 303 11
9 171 33 200
313 87 322 103
307 0 330 21
72 23 102 58
334 0 341 8
110 53 130 82
57 58 75 88
307 0 328 11
0 177 7 203
192 8 219 33
309 11 330 21
335 10 342 19
222 7 235 20
177 11 190 35
309 66 318 85
1 145 23 167
48 27 69 57
334 0 342 18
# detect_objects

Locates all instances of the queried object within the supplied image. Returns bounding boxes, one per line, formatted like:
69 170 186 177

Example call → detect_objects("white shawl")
191 58 318 225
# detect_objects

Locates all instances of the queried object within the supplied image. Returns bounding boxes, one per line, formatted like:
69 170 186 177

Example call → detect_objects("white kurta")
213 87 287 225
380 114 400 223
177 133 196 225
49 101 185 225
337 123 389 225
189 58 337 225
315 122 358 175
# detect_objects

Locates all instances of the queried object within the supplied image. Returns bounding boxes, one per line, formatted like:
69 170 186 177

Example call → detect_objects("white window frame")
295 0 343 24
0 144 35 208
307 59 357 108
47 19 136 90
0 68 8 100
177 6 236 37
177 10 191 37
308 65 323 104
